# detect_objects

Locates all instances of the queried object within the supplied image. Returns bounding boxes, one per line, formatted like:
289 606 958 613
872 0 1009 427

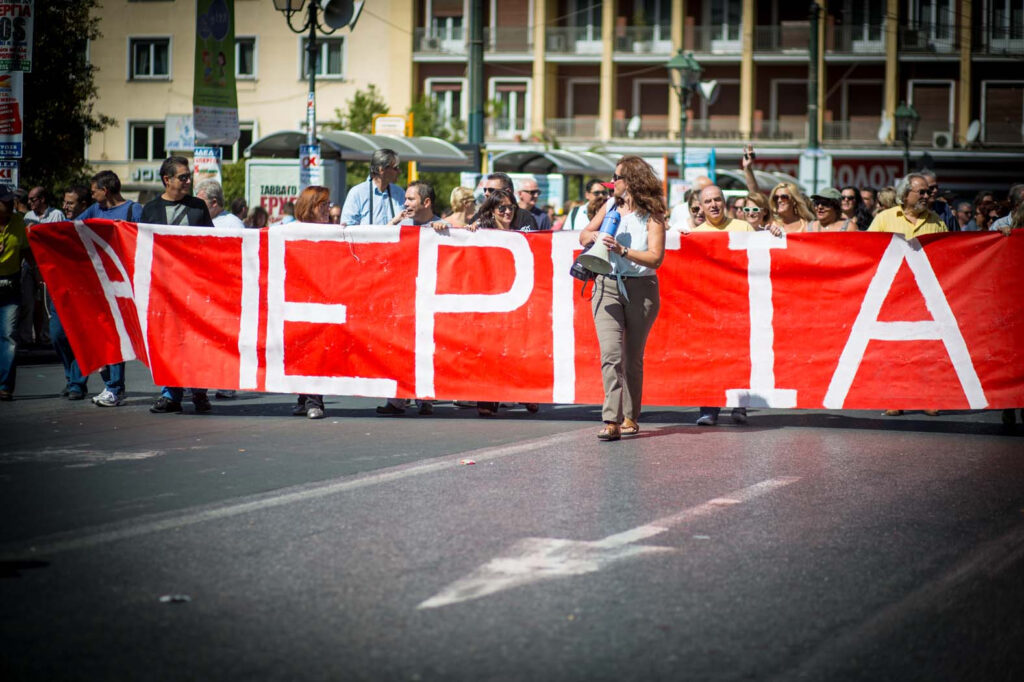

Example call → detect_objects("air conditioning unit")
420 36 439 51
932 130 954 149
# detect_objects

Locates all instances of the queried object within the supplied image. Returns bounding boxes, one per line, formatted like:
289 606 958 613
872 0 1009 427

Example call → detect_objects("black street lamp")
666 50 703 176
894 101 920 175
273 0 356 145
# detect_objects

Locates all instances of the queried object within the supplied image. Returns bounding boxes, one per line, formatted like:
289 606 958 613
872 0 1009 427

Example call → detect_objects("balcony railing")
827 24 886 54
973 23 1024 55
614 26 674 54
543 118 602 140
414 27 466 56
612 115 670 138
755 23 810 52
484 26 533 53
899 24 958 53
822 119 883 143
415 27 534 55
488 117 529 139
686 25 742 54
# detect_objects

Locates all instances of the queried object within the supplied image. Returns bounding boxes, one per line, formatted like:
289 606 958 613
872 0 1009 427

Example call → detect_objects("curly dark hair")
614 155 666 219
475 188 516 229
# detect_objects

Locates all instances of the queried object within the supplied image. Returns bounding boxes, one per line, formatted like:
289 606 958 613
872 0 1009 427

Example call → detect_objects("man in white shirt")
340 148 406 226
196 180 246 229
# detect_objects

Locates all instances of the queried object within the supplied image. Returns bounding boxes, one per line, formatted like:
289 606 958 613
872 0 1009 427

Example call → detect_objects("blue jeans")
101 362 126 393
0 300 17 392
161 386 208 402
49 305 88 395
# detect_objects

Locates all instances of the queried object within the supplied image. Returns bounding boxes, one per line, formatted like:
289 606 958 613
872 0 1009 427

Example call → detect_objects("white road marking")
0 428 594 560
418 477 801 610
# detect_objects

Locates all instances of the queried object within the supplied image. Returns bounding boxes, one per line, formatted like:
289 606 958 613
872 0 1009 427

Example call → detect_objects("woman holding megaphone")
579 156 666 441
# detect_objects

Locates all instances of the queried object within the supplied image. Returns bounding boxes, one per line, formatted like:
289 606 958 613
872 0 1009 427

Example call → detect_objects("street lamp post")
894 101 920 176
666 50 703 179
273 0 343 146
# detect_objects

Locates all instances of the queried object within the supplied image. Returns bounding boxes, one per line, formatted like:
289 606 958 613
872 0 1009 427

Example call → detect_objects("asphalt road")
2 359 1023 681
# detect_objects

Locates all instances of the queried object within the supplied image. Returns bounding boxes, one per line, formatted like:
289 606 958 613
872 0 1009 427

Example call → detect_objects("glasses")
521 189 541 197
28 195 42 202
495 204 514 214
385 165 401 172
689 205 701 214
482 187 500 194
775 193 791 201
841 194 857 201
927 185 939 193
591 189 608 197
813 200 837 210
741 206 762 214
612 173 624 181
172 173 192 183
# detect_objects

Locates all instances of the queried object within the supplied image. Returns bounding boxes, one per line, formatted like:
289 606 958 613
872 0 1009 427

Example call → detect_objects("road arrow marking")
418 476 800 609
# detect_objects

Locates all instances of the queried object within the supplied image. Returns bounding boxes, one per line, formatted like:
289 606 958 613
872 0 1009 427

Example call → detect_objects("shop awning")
490 149 617 177
245 130 470 167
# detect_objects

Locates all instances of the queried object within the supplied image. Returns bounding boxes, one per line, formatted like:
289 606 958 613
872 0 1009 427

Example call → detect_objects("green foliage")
22 0 115 191
324 84 388 134
407 95 464 213
324 84 389 189
221 160 246 205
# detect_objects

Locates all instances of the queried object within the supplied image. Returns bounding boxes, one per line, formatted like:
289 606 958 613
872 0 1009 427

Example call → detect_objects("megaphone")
321 0 363 30
577 206 621 275
698 80 720 106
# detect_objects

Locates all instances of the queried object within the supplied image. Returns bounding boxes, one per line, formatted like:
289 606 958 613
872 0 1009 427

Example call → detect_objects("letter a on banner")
193 0 239 145
823 236 987 409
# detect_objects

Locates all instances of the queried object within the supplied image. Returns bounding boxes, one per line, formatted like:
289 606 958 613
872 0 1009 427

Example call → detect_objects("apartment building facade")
87 0 1022 193
413 0 1022 191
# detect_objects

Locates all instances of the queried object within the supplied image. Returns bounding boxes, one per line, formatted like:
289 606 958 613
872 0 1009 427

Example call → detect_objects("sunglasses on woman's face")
775 194 791 201
689 205 701 214
841 194 857 201
496 204 514 214
741 206 761 214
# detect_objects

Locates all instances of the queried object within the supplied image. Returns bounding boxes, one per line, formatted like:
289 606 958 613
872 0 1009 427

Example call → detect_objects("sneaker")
307 406 325 419
883 409 904 416
68 390 86 401
731 407 747 424
150 397 183 414
696 414 717 426
92 389 124 407
192 393 212 414
376 402 406 416
418 402 434 416
523 403 540 414
292 399 308 416
214 390 236 399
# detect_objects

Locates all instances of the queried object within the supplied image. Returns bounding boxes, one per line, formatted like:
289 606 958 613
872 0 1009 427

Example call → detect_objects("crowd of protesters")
1 146 1021 435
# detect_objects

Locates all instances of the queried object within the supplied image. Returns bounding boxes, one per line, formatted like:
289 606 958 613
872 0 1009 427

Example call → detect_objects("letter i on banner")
725 231 797 408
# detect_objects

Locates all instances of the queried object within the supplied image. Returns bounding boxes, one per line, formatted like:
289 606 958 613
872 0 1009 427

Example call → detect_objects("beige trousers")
590 275 660 424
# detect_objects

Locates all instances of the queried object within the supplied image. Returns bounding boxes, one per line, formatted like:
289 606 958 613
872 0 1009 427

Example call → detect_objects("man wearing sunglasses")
919 170 958 231
516 178 551 230
339 148 406 227
141 156 215 415
566 179 609 231
474 173 537 231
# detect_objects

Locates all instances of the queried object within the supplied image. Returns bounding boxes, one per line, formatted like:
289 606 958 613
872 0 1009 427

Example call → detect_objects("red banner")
28 221 1024 409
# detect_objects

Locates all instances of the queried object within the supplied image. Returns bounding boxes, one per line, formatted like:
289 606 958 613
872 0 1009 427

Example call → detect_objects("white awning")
245 130 470 167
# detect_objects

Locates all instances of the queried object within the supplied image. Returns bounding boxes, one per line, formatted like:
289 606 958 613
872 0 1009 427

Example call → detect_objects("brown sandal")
620 418 639 436
597 423 621 441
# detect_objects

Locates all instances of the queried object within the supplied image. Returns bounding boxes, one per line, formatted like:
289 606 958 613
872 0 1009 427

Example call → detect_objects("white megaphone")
578 204 621 275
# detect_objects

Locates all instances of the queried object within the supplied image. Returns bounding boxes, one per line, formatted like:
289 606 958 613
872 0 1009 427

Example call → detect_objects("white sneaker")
695 414 717 426
307 407 325 419
730 407 748 424
92 389 124 407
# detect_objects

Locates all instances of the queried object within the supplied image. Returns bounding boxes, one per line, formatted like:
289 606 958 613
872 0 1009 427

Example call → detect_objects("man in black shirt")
143 156 215 415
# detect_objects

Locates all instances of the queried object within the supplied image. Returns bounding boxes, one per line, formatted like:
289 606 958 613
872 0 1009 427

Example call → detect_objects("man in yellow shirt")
1 193 31 400
867 173 947 238
691 185 755 232
688 185 753 426
868 173 945 418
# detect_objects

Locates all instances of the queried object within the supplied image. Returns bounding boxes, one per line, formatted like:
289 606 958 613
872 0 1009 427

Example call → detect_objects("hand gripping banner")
28 221 1024 409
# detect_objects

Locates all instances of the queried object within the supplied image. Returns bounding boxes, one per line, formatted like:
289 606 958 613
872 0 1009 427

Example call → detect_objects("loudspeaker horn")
578 240 614 275
698 80 719 106
321 0 355 29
